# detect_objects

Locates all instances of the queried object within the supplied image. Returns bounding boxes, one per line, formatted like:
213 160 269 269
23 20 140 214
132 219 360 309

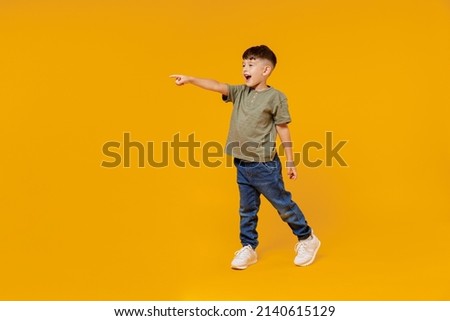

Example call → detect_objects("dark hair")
242 45 277 68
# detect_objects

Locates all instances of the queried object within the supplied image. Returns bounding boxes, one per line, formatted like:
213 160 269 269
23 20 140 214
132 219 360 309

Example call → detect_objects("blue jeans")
234 154 311 249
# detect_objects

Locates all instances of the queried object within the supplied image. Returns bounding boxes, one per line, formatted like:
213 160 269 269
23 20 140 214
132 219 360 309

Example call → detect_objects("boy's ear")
263 64 273 76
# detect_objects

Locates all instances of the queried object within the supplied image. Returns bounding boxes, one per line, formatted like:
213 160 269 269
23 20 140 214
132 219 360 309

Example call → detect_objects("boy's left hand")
287 166 298 180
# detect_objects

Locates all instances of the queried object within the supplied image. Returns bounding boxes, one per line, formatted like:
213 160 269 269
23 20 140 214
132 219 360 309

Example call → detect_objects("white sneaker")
231 245 257 270
294 234 321 266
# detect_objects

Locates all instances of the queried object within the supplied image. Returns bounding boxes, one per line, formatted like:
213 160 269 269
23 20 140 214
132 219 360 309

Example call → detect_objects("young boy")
170 45 320 270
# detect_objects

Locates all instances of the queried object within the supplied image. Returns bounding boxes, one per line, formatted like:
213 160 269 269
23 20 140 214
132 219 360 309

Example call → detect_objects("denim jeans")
234 154 312 249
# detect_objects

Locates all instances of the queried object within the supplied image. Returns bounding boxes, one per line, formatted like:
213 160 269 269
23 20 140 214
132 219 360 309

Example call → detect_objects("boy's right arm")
169 75 229 96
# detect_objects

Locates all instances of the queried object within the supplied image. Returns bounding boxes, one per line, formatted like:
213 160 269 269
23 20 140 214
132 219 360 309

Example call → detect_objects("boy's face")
242 57 273 88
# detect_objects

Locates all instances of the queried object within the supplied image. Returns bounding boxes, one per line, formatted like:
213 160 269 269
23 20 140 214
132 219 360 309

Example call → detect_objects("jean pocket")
260 160 278 172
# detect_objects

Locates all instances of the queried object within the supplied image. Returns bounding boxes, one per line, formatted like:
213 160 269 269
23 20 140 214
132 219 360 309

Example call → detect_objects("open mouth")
244 74 252 81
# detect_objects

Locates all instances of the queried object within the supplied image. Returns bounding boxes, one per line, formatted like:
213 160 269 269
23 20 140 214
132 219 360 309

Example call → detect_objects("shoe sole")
295 240 321 267
231 258 257 270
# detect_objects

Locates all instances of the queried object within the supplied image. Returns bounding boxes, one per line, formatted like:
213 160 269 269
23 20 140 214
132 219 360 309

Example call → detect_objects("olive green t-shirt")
222 84 291 162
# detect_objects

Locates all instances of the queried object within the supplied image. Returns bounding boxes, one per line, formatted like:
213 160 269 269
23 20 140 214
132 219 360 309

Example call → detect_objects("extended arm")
276 123 297 180
170 75 229 96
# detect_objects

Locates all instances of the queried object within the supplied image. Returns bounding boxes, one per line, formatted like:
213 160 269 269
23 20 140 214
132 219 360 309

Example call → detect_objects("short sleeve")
273 96 291 125
222 84 243 103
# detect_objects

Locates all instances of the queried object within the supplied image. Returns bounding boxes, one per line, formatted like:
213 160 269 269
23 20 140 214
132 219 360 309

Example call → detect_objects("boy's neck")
251 81 270 92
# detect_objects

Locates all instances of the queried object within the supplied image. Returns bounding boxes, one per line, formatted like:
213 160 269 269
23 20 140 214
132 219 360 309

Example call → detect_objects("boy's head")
242 45 277 68
242 45 277 89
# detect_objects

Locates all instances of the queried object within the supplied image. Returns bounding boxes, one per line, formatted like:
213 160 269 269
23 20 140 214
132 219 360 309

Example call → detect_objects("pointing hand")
169 75 191 86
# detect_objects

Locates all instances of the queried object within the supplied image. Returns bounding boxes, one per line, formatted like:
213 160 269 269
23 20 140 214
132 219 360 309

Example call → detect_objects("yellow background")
1 0 449 300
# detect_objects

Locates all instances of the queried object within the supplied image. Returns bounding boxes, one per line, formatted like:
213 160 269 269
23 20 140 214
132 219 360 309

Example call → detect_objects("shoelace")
295 241 308 253
235 246 252 258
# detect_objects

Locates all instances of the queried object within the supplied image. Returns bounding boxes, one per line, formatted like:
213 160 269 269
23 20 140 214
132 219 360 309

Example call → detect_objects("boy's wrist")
286 161 296 167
